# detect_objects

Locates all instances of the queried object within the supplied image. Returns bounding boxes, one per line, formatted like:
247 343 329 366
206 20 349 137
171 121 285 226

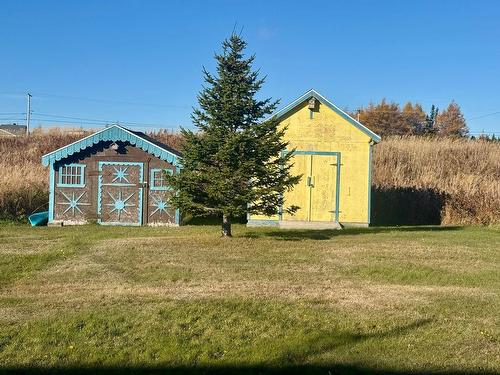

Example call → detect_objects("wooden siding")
51 141 177 226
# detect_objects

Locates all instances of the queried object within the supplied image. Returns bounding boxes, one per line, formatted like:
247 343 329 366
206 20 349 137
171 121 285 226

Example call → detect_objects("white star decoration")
150 196 171 218
57 191 91 216
112 166 130 183
105 191 135 220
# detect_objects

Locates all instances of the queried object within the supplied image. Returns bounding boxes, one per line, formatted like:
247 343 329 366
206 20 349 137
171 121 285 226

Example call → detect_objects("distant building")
0 124 27 136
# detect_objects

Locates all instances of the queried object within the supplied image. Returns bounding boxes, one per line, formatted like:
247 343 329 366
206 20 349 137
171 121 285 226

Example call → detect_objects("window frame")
149 168 173 191
57 163 86 188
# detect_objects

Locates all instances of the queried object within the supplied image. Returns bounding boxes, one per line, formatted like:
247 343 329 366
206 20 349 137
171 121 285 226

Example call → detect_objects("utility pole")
26 92 32 136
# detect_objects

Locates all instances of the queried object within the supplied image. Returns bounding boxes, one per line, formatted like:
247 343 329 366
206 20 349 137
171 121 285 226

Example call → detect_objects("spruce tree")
423 105 439 135
168 34 300 237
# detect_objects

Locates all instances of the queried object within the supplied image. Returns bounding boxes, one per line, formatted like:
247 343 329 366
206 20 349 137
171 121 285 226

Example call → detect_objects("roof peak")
269 89 381 142
41 125 181 166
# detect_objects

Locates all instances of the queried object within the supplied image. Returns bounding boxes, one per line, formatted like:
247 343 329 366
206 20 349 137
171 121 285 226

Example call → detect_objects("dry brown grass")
373 136 500 225
0 132 82 220
0 132 498 224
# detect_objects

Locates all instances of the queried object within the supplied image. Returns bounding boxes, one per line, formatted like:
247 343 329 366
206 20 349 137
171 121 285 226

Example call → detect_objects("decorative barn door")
148 168 177 225
282 152 340 222
98 162 144 225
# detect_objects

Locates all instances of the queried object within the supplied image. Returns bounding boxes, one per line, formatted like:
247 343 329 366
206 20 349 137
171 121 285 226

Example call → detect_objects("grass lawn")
0 224 498 374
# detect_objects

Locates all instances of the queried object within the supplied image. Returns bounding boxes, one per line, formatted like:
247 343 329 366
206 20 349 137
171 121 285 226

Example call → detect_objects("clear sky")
1 0 499 135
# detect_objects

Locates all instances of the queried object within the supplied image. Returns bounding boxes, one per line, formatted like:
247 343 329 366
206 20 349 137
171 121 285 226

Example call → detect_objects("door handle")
306 176 314 187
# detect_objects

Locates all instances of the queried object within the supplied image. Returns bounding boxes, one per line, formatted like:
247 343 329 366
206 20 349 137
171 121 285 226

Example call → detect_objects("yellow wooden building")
247 89 381 229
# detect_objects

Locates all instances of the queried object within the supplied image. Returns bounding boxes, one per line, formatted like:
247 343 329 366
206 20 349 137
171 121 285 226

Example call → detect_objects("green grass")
0 224 498 374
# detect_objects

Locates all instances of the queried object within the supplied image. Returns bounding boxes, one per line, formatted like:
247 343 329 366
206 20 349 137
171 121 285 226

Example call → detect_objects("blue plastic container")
28 211 49 226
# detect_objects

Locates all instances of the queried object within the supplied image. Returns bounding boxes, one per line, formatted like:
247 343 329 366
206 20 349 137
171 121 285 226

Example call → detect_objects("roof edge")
41 125 181 166
267 89 381 143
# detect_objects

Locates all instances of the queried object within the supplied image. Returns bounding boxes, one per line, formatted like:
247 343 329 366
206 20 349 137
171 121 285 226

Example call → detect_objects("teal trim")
289 150 340 156
57 163 86 188
335 154 341 222
367 143 373 224
97 168 102 215
138 182 143 226
41 125 181 167
97 161 144 225
174 166 180 225
267 89 381 143
150 168 173 191
48 162 55 222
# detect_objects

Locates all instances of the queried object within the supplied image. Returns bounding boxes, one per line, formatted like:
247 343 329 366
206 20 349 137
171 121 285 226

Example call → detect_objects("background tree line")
351 100 469 137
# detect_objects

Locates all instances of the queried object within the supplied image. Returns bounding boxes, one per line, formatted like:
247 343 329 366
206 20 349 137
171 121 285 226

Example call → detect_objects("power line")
30 91 192 109
30 118 177 128
32 112 182 128
467 111 500 121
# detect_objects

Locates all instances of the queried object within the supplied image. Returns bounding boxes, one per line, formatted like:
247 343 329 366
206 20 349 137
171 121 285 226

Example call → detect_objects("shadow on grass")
1 318 493 375
242 226 463 241
274 318 433 366
1 365 495 374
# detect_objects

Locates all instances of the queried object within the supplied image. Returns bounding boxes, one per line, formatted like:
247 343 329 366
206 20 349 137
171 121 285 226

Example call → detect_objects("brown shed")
41 125 181 226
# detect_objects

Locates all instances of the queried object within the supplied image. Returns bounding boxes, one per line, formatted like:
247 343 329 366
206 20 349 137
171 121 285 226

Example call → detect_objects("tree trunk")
221 214 232 237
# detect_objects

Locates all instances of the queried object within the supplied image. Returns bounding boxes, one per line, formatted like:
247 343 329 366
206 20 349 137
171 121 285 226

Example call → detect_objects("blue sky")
1 0 499 135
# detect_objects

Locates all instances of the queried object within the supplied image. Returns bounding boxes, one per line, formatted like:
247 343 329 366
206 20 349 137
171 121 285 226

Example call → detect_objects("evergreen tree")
423 105 439 135
168 34 300 237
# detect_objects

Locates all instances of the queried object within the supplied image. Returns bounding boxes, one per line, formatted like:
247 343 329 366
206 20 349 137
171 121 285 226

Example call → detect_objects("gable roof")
268 89 381 143
41 125 181 167
0 128 16 137
0 124 26 136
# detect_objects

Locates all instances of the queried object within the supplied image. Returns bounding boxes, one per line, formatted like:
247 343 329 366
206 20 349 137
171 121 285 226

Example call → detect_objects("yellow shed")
248 89 381 229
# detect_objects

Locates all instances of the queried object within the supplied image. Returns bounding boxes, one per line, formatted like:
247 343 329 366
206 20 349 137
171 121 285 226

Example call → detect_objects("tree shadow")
1 318 494 374
371 187 447 226
2 365 494 375
4 318 493 375
242 225 462 241
277 318 433 364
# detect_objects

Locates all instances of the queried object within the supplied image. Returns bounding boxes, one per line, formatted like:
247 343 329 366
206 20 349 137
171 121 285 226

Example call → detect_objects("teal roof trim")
268 89 381 143
41 125 182 167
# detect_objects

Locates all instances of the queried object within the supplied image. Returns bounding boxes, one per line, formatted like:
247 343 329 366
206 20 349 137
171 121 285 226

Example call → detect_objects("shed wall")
50 141 178 226
250 100 372 225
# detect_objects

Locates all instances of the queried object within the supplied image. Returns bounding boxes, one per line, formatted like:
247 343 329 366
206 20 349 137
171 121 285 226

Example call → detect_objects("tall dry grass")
0 132 498 224
372 136 500 225
0 132 82 221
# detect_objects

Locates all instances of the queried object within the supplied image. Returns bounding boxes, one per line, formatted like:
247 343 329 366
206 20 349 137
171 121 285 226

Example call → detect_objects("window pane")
59 165 84 186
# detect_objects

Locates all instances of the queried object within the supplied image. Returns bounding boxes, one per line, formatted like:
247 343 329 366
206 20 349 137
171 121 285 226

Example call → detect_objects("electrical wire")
30 91 191 109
